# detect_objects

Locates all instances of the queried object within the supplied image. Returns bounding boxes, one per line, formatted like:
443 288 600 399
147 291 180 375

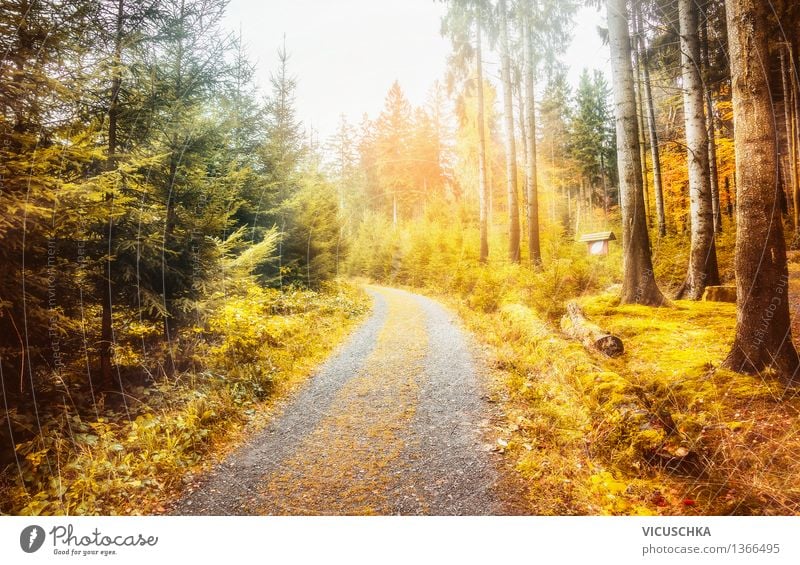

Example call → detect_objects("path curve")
172 286 524 515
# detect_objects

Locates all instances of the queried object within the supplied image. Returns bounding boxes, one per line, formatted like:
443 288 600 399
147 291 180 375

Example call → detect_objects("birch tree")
606 0 665 306
677 0 719 300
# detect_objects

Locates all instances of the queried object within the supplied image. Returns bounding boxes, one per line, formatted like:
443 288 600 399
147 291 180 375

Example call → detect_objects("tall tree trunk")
722 0 799 380
724 176 733 218
489 170 494 226
524 8 541 267
780 46 798 231
162 0 187 377
476 11 489 263
630 19 651 228
790 41 800 239
700 10 722 233
566 186 572 234
99 0 126 390
515 18 527 222
517 83 529 243
635 2 665 236
677 0 720 300
706 94 722 233
606 0 665 306
600 151 609 216
499 0 520 263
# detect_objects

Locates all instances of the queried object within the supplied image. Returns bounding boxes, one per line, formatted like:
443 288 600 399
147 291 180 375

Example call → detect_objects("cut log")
560 301 624 357
701 285 736 303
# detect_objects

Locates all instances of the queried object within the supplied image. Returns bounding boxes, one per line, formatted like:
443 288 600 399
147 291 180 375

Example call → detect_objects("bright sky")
224 1 611 141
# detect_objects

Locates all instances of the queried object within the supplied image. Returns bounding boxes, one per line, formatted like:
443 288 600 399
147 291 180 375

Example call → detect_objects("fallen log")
560 301 624 357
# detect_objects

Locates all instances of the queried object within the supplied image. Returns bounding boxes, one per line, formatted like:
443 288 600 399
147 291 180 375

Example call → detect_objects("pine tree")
441 0 492 262
539 70 574 226
571 70 615 214
143 0 237 369
0 0 93 396
325 114 361 218
260 41 306 287
375 81 414 227
263 39 305 200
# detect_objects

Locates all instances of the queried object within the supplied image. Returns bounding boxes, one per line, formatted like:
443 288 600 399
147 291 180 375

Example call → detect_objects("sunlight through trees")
3 0 800 517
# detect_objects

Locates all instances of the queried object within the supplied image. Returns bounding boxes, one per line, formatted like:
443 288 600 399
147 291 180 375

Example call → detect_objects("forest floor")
171 286 529 515
1 283 370 515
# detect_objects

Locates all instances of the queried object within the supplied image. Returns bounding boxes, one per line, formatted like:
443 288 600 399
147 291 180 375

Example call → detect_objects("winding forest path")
171 286 526 515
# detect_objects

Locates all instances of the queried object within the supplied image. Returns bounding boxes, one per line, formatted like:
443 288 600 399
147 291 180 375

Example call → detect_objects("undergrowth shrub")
347 208 622 318
1 281 369 515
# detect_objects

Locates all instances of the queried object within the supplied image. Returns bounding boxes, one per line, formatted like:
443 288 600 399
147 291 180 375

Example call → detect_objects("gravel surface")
409 293 507 515
171 286 525 515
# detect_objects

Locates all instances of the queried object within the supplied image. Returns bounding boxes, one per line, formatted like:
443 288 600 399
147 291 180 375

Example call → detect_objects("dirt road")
172 286 525 515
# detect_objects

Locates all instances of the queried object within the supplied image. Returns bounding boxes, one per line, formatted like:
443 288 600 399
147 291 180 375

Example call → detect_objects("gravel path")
171 286 523 515
410 293 506 514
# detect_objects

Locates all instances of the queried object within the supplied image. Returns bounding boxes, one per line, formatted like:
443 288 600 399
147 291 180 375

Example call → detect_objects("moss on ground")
569 294 800 514
433 287 800 515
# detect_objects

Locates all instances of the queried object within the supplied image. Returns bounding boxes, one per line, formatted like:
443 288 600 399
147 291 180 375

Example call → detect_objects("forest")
2 0 800 517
